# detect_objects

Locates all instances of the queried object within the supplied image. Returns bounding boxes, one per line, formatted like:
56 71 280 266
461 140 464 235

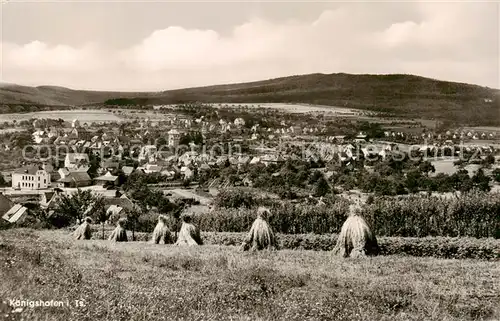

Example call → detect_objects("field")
0 110 124 123
1 229 499 321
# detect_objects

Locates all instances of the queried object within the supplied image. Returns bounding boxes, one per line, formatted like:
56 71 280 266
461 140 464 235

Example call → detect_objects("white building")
12 166 51 190
138 145 158 163
65 153 89 169
234 118 246 127
168 129 181 147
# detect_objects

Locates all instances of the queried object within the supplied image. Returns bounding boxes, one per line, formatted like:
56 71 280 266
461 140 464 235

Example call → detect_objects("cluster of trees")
38 171 192 237
179 131 204 146
200 149 498 200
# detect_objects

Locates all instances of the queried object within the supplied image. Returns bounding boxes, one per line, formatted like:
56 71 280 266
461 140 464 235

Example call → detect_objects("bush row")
200 190 500 238
85 229 500 260
202 232 500 260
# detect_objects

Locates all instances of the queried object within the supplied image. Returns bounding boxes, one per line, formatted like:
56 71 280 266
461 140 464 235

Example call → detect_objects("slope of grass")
0 229 499 321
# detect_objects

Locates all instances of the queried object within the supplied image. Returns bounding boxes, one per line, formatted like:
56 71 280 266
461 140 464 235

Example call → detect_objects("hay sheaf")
175 222 203 246
72 217 92 240
108 218 128 242
151 215 173 244
241 217 277 251
333 215 379 258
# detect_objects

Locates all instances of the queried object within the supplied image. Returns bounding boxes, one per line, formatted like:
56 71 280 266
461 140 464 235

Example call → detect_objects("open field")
0 110 124 123
0 229 498 321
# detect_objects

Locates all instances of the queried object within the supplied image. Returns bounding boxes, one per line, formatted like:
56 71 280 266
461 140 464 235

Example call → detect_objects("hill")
1 73 499 125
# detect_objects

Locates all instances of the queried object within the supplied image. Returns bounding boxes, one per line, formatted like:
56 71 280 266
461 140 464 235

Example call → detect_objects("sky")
0 1 499 91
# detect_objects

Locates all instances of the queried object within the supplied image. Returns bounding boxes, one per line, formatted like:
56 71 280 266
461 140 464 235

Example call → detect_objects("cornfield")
195 190 500 238
195 200 350 234
362 190 500 238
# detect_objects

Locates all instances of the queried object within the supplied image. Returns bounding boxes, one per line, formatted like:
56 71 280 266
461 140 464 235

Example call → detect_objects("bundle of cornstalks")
241 207 277 251
151 214 173 244
73 217 92 240
175 215 203 246
108 218 128 242
333 204 379 258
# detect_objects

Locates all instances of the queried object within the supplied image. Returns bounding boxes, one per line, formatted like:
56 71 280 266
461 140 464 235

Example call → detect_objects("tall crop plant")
196 190 499 238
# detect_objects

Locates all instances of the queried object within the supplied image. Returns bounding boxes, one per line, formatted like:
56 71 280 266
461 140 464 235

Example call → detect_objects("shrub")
202 232 500 260
214 188 273 209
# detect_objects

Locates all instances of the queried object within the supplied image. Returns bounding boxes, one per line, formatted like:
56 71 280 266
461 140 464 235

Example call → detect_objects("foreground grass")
0 229 499 321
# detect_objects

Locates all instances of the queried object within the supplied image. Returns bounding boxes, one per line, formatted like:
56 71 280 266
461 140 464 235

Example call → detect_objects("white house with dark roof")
12 166 51 190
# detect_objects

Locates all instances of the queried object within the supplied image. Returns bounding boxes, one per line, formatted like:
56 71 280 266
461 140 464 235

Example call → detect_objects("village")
0 103 499 226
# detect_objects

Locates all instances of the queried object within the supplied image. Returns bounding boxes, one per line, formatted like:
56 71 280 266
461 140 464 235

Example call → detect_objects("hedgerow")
87 230 500 260
202 232 500 260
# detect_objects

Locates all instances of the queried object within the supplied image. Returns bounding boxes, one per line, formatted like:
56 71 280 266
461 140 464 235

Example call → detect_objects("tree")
87 152 101 179
493 168 500 183
405 169 422 193
471 169 491 192
0 174 8 187
124 208 141 241
482 154 495 167
308 170 323 184
314 176 330 197
9 132 33 149
51 189 105 228
418 161 436 176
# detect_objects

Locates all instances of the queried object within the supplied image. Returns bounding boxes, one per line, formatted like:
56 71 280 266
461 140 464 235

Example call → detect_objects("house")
12 166 51 190
139 145 158 163
180 166 194 180
161 169 176 179
58 168 70 179
168 129 181 147
100 160 120 173
234 118 246 127
238 156 251 166
65 153 89 169
57 172 92 188
2 204 28 224
32 130 48 144
40 191 56 209
199 163 211 172
144 164 162 174
333 136 346 143
361 147 379 160
354 132 367 143
122 166 134 176
249 157 261 165
69 165 90 173
104 196 137 219
0 193 28 224
94 171 118 186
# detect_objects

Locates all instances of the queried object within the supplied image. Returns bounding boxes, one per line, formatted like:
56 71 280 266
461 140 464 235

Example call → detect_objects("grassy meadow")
1 229 499 321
